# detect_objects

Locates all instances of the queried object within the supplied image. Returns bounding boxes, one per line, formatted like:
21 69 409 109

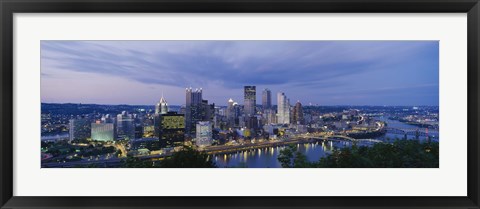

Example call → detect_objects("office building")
292 101 304 125
160 112 185 148
244 86 256 116
69 117 91 141
277 92 290 124
117 111 135 140
196 121 213 147
185 88 203 136
91 121 115 142
262 88 272 110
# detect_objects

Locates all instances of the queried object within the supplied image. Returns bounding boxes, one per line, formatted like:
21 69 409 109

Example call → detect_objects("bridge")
385 127 438 137
326 135 357 142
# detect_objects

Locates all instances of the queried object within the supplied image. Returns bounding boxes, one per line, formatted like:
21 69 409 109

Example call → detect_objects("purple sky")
41 41 439 106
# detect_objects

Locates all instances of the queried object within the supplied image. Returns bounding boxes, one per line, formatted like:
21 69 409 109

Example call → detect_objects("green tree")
278 140 438 168
160 146 217 168
277 144 313 168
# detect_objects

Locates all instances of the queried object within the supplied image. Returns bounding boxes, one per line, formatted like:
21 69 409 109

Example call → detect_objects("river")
213 116 439 168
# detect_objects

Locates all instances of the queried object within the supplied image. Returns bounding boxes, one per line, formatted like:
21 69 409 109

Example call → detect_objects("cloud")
41 40 439 105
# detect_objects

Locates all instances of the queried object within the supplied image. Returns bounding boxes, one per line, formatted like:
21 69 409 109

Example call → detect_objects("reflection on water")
214 116 439 168
375 116 439 142
214 141 351 168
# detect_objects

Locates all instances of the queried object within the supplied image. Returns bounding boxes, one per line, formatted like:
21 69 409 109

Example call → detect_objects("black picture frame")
1 0 479 208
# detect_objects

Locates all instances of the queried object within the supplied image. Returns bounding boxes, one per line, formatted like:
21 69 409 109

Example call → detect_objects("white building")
91 122 115 142
196 121 213 147
277 92 290 124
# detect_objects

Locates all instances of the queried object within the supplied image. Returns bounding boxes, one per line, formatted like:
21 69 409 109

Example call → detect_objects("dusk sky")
41 41 439 106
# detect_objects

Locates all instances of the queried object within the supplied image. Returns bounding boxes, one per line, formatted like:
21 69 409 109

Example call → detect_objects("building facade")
185 88 203 136
91 122 115 142
277 92 290 124
196 121 213 147
69 117 91 141
262 88 272 110
160 112 185 148
244 86 256 116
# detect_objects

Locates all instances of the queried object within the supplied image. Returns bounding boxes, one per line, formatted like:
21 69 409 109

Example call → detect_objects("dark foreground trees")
278 140 439 168
122 146 217 168
160 147 217 168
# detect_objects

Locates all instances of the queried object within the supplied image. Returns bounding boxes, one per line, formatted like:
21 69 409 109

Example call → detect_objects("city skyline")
41 41 439 106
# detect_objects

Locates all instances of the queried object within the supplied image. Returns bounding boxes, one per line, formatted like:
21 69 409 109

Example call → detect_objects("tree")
122 155 153 168
277 144 313 168
160 146 217 168
277 140 439 168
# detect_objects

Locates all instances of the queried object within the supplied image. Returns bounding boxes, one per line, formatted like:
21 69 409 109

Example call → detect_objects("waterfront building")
160 111 185 148
91 121 115 142
196 121 213 147
69 117 91 141
262 88 272 110
277 92 290 124
244 86 256 116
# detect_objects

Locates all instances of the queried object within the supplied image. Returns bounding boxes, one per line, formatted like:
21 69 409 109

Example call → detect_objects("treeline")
278 140 439 168
121 147 217 168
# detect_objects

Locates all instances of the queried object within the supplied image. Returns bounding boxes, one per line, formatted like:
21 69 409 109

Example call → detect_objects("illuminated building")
196 121 212 147
277 92 290 124
117 111 135 140
130 137 161 151
244 86 256 116
91 121 115 142
155 95 169 114
160 112 185 148
262 88 272 110
69 117 91 141
143 125 155 137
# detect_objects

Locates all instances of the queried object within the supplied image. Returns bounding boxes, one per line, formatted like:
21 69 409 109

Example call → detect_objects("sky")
41 41 439 106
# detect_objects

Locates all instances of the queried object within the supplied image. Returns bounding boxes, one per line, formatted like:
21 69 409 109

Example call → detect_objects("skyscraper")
262 88 272 110
69 117 91 141
185 88 203 136
292 101 304 125
117 111 135 140
226 98 235 127
244 86 256 116
160 96 168 114
160 112 185 148
155 95 169 114
277 92 290 124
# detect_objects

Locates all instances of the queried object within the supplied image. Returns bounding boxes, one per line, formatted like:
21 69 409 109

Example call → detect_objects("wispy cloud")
41 41 439 106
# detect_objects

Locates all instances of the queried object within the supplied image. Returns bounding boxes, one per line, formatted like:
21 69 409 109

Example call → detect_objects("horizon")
41 102 439 107
41 41 439 106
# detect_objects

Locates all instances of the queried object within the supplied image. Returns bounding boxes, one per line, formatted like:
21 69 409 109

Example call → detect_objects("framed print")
1 0 479 208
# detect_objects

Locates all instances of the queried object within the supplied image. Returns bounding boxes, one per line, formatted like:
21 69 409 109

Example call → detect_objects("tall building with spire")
244 86 256 116
160 96 168 114
277 92 290 124
155 95 169 114
262 88 272 110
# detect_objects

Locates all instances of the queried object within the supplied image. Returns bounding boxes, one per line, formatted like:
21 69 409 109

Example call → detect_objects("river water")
213 116 439 168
